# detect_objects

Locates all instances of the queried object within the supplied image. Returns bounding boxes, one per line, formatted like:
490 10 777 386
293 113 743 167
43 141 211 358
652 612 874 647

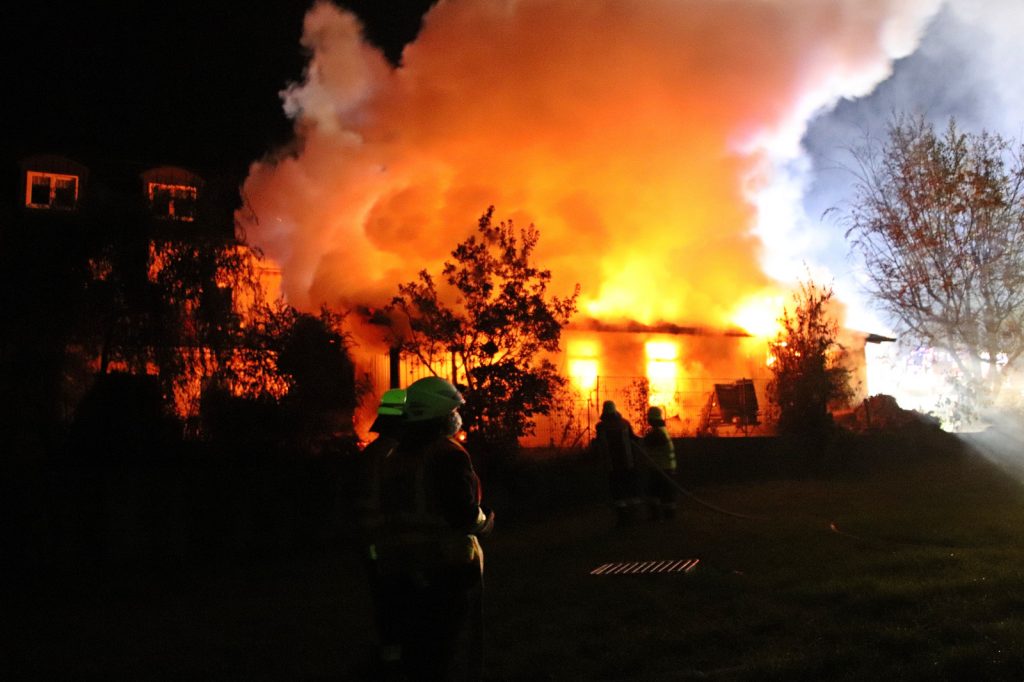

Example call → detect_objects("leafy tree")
199 303 366 454
73 179 286 426
389 207 579 453
841 115 1024 419
275 307 364 452
88 222 265 408
767 279 852 436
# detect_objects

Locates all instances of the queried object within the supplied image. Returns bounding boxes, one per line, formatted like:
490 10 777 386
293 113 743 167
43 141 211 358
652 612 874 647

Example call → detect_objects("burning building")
236 1 932 438
354 309 887 445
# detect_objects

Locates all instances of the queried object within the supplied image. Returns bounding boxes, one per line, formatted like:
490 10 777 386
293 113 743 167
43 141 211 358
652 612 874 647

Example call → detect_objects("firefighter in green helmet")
354 388 408 669
361 376 494 681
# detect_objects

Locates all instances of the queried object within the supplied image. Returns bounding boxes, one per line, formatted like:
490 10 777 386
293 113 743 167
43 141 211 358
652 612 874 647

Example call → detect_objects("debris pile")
846 394 940 432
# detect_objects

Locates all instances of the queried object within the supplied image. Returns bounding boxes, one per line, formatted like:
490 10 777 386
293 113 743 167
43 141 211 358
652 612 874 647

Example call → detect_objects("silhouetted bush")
199 385 284 456
65 373 181 464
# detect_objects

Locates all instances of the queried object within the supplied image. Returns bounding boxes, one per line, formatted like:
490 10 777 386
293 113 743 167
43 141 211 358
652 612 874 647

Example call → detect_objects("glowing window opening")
25 171 79 210
567 338 600 394
645 341 678 361
645 340 679 411
148 182 197 221
569 358 599 393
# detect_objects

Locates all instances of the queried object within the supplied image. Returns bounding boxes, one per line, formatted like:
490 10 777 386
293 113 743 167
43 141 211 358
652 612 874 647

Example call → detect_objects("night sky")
6 1 435 175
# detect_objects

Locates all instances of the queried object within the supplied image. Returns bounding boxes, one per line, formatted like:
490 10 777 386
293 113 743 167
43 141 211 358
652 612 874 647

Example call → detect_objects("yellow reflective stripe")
470 507 487 533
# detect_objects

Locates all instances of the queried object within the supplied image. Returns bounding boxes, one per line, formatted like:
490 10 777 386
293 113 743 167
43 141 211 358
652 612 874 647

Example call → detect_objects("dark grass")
9 429 1024 680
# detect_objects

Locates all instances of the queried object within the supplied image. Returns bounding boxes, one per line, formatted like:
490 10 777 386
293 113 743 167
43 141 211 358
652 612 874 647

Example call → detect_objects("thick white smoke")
789 0 1024 418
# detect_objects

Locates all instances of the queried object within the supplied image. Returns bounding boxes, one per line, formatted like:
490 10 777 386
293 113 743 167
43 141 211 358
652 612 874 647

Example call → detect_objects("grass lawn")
486 436 1024 680
9 428 1024 680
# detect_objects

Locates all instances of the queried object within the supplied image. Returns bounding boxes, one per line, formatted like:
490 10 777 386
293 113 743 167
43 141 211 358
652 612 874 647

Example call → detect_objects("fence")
532 375 771 448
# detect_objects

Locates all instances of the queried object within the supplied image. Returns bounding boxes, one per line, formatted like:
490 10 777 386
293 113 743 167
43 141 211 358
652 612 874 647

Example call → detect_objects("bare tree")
842 115 1024 416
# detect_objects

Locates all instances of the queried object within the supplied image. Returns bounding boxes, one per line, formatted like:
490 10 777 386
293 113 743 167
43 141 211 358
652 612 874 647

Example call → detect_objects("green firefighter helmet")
647 406 666 423
376 388 406 417
405 377 465 422
369 388 407 434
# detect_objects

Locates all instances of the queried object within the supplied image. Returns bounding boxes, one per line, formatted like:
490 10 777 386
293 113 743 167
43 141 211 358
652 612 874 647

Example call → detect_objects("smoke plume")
240 0 942 336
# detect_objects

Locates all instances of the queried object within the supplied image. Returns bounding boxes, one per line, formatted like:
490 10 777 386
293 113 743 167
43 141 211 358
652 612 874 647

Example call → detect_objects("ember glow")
242 0 940 329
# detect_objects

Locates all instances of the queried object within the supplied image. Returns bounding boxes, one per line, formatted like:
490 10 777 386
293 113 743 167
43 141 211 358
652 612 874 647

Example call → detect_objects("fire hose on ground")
632 440 766 521
633 440 971 548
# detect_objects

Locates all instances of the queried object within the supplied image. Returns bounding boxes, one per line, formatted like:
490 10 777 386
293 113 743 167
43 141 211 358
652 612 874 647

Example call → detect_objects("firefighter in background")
594 400 643 526
364 376 494 681
642 405 678 521
354 388 407 670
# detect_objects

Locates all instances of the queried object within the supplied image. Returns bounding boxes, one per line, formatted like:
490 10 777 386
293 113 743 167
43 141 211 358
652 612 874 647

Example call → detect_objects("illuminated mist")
794 0 1024 422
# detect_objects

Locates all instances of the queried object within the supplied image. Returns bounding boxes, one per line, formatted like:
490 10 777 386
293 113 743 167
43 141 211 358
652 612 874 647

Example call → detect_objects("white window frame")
25 171 79 210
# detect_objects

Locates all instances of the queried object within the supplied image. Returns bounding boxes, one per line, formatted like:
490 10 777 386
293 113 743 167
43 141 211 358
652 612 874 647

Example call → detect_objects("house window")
645 340 679 414
25 171 79 210
148 182 197 221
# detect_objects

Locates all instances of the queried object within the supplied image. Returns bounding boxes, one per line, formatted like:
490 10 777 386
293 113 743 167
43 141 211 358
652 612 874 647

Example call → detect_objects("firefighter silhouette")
358 377 494 680
593 400 644 526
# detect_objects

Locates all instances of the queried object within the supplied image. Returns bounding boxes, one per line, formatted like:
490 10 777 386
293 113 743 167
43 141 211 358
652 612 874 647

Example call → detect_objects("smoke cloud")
788 0 1024 331
240 0 943 337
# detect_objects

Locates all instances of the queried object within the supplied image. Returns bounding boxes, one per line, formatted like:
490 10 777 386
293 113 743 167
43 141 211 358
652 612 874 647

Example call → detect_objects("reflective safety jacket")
361 433 491 575
642 425 676 471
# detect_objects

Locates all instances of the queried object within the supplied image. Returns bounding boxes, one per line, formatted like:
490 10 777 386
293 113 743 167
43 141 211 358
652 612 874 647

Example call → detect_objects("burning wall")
560 325 773 437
